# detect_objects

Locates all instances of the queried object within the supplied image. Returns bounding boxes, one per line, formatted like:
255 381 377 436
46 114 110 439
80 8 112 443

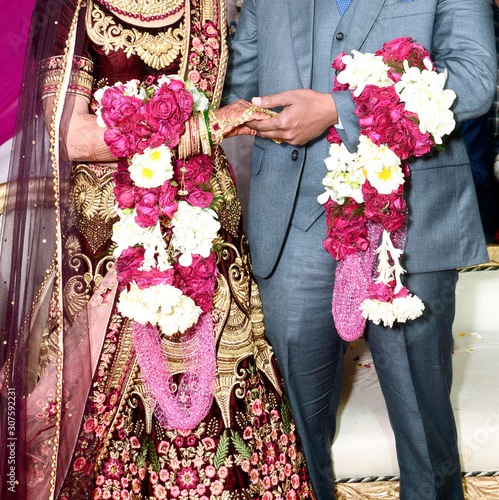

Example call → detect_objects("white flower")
337 51 393 97
112 209 171 271
355 136 405 194
112 209 145 258
318 143 364 205
157 75 209 112
129 146 174 188
139 221 171 272
117 283 202 335
185 80 209 112
391 295 425 322
394 61 456 143
360 300 397 327
171 201 220 266
122 79 147 100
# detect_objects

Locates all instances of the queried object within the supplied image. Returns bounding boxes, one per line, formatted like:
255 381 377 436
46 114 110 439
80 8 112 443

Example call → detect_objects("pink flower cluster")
322 37 439 262
99 77 218 316
101 78 194 158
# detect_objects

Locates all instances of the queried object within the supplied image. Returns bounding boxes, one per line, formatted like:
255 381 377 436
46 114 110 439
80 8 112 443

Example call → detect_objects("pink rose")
134 204 161 227
164 78 186 91
114 184 135 209
134 187 159 207
184 185 213 208
134 267 175 290
147 91 178 121
158 182 178 218
174 88 194 122
326 126 342 145
104 128 135 158
174 154 212 184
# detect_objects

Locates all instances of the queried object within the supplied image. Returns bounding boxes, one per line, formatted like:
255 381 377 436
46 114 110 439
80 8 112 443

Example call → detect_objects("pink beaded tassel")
132 312 216 429
332 222 383 341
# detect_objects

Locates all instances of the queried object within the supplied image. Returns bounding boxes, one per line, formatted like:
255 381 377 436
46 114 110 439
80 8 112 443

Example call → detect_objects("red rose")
134 267 175 289
147 91 179 120
114 184 136 209
158 182 178 218
158 120 181 148
113 161 133 186
134 187 159 207
134 204 161 227
133 110 153 140
104 128 135 158
116 247 145 285
184 184 213 208
174 88 194 122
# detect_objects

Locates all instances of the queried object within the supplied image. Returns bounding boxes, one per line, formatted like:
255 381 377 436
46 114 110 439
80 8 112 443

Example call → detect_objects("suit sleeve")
222 0 260 104
432 0 496 122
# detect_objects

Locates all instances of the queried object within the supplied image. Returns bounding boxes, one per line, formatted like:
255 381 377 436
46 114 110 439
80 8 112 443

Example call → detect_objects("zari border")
335 475 499 499
212 0 228 108
46 1 84 498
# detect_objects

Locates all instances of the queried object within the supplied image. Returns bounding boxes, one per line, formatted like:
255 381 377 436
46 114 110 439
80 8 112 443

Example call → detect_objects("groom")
223 0 496 499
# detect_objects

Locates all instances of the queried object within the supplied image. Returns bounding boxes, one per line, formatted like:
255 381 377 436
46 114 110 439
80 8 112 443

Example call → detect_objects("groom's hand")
247 89 339 145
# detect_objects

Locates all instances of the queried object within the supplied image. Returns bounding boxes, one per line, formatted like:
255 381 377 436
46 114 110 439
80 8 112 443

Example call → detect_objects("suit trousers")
256 213 463 500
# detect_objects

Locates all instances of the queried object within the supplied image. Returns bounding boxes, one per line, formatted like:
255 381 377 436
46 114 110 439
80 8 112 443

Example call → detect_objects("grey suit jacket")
224 0 496 278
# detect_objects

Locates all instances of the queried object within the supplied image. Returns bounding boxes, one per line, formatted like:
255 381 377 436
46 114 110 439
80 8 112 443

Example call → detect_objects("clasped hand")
247 89 339 146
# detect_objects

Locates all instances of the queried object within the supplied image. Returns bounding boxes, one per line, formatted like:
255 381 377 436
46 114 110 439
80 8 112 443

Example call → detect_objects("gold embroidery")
72 163 119 253
86 0 186 70
99 0 184 22
40 55 93 102
211 147 242 237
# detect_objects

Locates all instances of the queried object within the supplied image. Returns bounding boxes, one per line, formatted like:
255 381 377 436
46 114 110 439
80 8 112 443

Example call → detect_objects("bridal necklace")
98 0 184 21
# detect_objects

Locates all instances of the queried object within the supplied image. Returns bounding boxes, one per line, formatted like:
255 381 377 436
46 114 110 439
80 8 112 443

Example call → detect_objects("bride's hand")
213 99 273 139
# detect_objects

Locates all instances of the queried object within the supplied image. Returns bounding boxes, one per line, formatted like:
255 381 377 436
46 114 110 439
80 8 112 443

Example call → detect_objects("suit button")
336 32 344 41
291 150 299 161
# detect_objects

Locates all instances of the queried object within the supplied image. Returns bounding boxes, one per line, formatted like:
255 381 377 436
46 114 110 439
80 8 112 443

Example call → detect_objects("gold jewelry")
98 0 184 21
86 0 185 70
198 114 212 154
208 106 277 145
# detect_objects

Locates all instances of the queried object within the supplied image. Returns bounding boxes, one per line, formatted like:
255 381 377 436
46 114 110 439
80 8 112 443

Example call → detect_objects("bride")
0 0 315 498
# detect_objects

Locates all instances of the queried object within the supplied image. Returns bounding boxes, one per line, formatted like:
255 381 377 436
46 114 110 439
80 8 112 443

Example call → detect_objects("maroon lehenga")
0 0 315 499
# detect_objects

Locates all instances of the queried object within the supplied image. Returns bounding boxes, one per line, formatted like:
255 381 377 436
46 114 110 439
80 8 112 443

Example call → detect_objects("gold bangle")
198 115 212 154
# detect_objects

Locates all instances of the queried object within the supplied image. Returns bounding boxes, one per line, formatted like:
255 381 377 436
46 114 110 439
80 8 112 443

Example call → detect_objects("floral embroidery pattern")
186 0 221 97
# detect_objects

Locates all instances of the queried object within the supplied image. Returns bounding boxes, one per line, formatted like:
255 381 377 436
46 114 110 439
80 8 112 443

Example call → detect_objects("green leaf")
136 435 149 469
231 430 252 461
214 431 230 469
281 397 291 436
149 437 161 473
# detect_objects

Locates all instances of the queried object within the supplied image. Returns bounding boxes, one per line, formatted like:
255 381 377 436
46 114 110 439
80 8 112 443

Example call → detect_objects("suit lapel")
288 0 314 89
336 0 387 53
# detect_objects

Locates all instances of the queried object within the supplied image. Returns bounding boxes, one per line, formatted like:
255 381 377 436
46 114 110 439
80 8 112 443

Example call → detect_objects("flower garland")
319 37 456 339
96 75 220 428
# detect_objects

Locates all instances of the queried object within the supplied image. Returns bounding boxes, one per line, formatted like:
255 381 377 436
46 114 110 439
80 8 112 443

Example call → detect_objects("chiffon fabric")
0 1 315 499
